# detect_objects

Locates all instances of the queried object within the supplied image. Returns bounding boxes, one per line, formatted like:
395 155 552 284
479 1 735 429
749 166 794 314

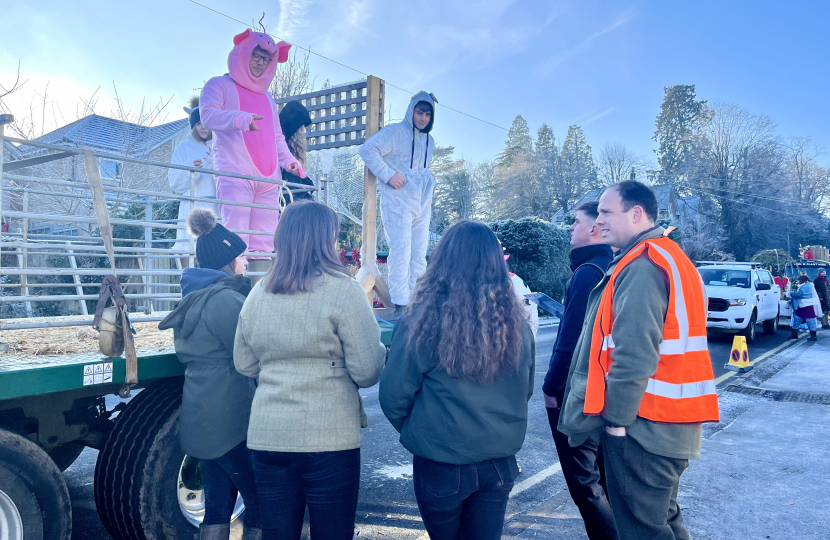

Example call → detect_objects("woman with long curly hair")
379 220 535 540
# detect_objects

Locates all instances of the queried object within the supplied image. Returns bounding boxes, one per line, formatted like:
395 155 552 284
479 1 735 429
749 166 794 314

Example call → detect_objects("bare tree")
786 137 829 213
270 49 315 100
598 142 652 185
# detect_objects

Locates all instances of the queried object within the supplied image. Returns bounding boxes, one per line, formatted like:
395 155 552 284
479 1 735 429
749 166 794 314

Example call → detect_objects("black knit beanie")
279 100 312 141
187 208 247 270
189 107 201 129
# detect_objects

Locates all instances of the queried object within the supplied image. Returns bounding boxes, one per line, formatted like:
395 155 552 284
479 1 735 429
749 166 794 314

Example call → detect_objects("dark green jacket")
379 317 535 464
559 227 703 460
159 271 255 460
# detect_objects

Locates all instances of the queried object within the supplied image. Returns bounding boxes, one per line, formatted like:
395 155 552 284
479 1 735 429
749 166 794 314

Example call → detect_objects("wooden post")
361 76 385 304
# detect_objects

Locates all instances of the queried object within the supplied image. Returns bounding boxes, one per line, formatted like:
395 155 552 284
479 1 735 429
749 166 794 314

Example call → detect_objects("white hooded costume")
510 273 539 337
169 127 216 251
359 91 437 306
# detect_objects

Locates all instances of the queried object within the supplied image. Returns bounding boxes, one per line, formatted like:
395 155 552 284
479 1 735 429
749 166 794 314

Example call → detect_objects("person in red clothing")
774 273 789 294
804 247 814 260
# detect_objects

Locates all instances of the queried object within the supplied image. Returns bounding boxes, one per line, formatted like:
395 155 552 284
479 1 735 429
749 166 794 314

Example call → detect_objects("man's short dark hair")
414 101 433 114
611 180 658 222
575 201 599 220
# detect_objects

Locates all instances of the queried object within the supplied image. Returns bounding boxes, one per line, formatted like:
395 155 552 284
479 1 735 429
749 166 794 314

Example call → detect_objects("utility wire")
691 186 803 217
183 0 509 131
689 184 814 206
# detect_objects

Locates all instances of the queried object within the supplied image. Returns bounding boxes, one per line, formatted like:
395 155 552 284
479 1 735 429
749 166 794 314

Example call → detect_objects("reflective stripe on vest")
583 236 720 424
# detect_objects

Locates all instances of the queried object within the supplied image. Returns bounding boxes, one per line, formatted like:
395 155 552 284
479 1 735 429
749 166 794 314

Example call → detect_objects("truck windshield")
698 269 751 288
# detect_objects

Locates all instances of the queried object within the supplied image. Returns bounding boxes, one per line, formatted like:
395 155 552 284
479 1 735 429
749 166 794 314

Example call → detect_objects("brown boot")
788 328 799 340
199 523 231 540
808 331 818 342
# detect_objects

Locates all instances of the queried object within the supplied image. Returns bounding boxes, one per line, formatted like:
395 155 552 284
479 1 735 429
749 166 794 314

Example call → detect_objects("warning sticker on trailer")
83 362 115 386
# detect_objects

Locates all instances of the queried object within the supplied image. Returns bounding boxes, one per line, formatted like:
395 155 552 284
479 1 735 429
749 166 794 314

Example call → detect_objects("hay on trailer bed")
0 317 173 358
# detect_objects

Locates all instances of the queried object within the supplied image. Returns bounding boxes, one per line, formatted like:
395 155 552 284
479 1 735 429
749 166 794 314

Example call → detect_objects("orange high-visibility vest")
583 237 719 424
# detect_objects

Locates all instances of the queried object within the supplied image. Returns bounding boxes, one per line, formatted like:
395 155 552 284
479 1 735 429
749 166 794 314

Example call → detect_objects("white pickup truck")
697 262 780 343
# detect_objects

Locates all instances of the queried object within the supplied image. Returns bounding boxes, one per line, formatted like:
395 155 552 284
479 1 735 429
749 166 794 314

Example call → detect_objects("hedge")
490 217 572 303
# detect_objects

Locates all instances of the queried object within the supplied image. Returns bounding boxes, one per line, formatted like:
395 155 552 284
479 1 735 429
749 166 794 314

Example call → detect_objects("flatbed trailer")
0 80 392 539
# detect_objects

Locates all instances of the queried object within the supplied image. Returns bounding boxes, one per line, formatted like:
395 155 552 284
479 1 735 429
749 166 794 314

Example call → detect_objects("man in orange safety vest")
558 180 719 540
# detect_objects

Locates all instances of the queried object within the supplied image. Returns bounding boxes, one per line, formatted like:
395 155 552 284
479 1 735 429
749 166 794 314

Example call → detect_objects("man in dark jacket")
814 269 829 329
543 201 616 539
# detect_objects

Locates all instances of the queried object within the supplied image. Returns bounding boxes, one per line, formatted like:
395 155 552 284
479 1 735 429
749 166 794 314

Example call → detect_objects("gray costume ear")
183 106 194 116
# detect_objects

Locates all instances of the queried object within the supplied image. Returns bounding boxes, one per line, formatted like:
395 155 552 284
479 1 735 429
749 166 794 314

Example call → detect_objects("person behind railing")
279 100 315 204
233 201 386 540
169 105 216 266
379 221 535 540
158 208 261 540
199 29 305 258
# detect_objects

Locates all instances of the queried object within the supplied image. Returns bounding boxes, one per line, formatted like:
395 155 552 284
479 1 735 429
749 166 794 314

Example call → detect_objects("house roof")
2 140 23 162
677 195 700 220
27 114 188 157
551 189 601 223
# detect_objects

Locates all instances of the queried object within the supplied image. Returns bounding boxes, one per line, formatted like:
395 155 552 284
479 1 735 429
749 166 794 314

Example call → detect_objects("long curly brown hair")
406 221 525 384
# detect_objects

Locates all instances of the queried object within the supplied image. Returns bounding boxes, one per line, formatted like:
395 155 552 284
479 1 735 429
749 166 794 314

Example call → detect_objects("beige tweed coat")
234 272 387 452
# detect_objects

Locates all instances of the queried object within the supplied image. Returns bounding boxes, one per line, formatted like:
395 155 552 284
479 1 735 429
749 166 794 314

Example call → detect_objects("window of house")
330 107 336 116
350 117 357 126
351 103 357 112
340 106 346 115
309 110 316 119
311 97 317 105
337 133 346 142
320 109 326 118
350 131 357 140
361 129 366 138
301 99 306 106
351 90 357 99
341 91 347 100
329 134 336 143
320 95 326 104
339 119 345 128
361 102 366 111
361 115 366 124
362 88 367 97
330 94 336 103
309 137 317 146
98 159 123 180
309 124 316 132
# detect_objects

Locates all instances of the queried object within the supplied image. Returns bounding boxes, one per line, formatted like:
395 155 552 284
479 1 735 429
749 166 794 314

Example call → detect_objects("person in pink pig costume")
200 29 305 256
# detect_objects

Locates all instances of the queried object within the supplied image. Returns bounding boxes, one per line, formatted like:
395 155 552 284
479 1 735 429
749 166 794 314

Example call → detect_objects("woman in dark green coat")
379 221 535 540
159 208 261 540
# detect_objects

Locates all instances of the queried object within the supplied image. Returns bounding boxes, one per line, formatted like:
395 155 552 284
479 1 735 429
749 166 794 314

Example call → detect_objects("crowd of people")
161 28 727 540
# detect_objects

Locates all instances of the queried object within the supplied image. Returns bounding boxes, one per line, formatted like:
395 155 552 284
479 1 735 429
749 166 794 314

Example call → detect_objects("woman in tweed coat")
234 201 387 540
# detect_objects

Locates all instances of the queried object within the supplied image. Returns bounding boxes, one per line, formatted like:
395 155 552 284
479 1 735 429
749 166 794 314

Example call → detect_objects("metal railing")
1 114 332 331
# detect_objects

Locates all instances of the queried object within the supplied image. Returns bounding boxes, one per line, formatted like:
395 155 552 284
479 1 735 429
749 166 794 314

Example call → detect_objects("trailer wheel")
94 377 198 540
0 428 72 540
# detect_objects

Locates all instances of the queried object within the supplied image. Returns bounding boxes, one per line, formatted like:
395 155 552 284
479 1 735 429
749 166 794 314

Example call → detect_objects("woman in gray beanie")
159 208 261 540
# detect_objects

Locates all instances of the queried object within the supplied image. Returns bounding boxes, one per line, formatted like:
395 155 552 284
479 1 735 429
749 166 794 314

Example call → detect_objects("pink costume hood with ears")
227 28 291 94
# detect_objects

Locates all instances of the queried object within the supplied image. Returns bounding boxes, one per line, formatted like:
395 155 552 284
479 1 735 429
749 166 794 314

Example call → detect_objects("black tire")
742 311 757 344
763 309 779 335
48 441 86 472
0 428 72 540
94 377 195 540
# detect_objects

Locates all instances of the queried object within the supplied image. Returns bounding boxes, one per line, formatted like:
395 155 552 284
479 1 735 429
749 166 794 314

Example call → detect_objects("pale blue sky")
1 0 828 165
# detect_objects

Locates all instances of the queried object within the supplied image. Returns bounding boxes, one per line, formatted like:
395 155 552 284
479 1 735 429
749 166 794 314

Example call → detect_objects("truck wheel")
0 429 72 540
48 441 86 472
763 309 779 335
94 377 197 540
742 311 757 344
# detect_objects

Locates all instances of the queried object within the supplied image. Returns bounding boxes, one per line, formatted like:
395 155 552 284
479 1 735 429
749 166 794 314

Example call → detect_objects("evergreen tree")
501 115 533 167
653 84 709 179
559 125 598 214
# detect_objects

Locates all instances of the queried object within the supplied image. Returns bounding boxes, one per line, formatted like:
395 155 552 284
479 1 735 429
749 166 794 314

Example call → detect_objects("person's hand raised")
388 172 405 189
249 115 264 131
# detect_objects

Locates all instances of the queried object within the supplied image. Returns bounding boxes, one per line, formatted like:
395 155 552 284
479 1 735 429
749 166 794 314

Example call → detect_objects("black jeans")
546 407 618 540
251 448 360 540
200 441 261 528
413 455 519 540
602 432 689 540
